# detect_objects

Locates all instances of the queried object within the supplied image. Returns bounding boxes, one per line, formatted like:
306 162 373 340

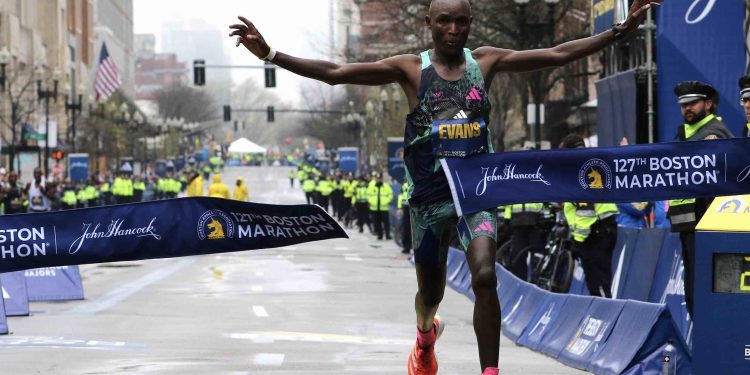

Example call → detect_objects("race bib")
31 196 42 205
432 118 488 158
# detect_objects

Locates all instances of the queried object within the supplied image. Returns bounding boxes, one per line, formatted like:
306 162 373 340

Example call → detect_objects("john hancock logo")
578 159 612 190
197 210 235 240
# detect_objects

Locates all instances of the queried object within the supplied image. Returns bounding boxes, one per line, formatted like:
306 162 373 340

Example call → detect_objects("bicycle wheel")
549 249 575 293
495 240 512 268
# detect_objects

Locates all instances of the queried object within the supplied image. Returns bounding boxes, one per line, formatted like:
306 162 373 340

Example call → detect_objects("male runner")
230 1 658 373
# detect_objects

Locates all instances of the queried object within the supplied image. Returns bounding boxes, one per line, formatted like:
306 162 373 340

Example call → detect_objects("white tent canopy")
228 137 267 154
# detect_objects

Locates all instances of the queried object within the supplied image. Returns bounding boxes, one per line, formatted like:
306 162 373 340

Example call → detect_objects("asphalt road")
0 166 587 375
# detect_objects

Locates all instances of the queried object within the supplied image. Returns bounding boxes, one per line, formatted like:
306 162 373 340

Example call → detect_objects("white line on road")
335 246 349 251
252 353 285 366
253 305 269 317
255 271 265 277
251 285 263 292
66 259 194 315
228 331 413 346
344 254 362 262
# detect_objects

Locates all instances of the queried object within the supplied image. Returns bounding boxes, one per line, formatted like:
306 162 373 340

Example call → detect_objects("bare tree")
0 64 39 171
153 82 218 122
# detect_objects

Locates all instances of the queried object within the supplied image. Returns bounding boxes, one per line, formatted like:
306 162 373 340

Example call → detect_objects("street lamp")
0 46 10 92
513 0 558 148
65 83 84 153
37 67 59 177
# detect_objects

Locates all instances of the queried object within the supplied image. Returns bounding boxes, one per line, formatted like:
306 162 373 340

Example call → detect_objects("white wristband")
261 47 276 62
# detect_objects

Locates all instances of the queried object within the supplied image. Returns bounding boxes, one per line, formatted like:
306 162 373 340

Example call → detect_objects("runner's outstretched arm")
229 16 414 87
480 0 661 73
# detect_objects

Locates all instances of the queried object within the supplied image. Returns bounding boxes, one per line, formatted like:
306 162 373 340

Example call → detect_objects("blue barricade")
538 293 593 359
25 266 85 301
501 282 548 343
496 263 524 312
617 229 665 301
0 271 29 316
516 292 569 351
665 293 692 346
557 298 626 369
647 232 683 304
611 227 639 298
0 279 7 335
588 300 690 375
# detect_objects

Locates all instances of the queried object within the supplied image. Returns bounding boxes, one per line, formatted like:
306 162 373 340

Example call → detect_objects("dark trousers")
289 178 294 188
401 207 412 251
319 195 330 213
576 218 617 298
679 231 695 317
355 202 369 232
305 192 314 204
372 210 390 239
342 199 352 223
509 225 546 281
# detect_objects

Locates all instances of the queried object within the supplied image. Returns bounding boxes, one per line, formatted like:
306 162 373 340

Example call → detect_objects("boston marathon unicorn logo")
207 218 225 239
578 159 612 190
197 210 235 240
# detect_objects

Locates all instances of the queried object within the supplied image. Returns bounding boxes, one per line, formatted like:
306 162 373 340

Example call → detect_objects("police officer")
367 173 393 240
504 202 547 281
354 175 371 233
397 182 412 254
560 134 619 298
738 75 750 137
668 81 733 317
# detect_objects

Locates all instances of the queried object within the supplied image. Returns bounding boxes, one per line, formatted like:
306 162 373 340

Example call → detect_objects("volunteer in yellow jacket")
187 170 203 197
233 176 249 201
560 134 619 298
367 173 394 240
208 174 231 199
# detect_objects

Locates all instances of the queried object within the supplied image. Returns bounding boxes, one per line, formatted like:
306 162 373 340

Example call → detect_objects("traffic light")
193 59 206 86
267 106 275 122
223 105 231 122
264 61 276 88
51 150 63 160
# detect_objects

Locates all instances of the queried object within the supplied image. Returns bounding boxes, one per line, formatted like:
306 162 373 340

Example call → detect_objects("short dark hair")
559 134 586 149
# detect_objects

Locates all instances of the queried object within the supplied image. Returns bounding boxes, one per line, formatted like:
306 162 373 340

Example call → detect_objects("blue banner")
25 265 84 301
0 197 347 274
0 271 29 315
592 0 616 35
68 153 89 183
656 0 746 141
442 138 750 216
387 138 405 183
337 147 358 175
595 70 637 148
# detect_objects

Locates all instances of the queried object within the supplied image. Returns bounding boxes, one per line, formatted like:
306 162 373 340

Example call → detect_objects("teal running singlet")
404 48 493 205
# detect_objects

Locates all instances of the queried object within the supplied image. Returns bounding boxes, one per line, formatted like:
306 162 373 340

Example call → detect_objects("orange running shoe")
407 316 445 375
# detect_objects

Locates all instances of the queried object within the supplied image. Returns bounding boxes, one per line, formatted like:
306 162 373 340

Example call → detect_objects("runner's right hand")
229 16 271 59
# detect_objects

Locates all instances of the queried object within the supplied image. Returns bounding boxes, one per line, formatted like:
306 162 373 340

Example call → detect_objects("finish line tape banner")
441 138 750 216
0 197 347 274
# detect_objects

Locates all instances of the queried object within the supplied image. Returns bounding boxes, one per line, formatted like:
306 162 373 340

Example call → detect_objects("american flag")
94 42 122 102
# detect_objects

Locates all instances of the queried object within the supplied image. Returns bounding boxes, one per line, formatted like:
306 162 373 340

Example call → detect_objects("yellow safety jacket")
316 179 334 197
564 202 618 242
367 181 393 212
302 179 316 193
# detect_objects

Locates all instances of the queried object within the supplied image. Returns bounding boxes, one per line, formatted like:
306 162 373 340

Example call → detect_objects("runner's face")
427 1 472 55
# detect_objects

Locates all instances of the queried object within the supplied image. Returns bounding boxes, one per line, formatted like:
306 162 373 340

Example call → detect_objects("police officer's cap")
674 81 717 104
738 75 750 101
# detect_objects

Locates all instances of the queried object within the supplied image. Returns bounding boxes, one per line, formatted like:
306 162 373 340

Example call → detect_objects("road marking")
227 331 413 346
65 259 194 315
252 353 285 366
0 336 132 350
255 271 265 277
335 246 349 251
253 305 269 317
344 254 362 262
251 285 263 292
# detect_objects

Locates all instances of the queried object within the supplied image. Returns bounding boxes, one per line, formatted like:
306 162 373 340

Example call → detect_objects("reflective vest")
668 115 732 231
316 179 334 197
62 190 78 206
302 179 316 193
354 183 368 203
397 184 409 209
344 180 356 199
564 202 618 242
367 182 393 212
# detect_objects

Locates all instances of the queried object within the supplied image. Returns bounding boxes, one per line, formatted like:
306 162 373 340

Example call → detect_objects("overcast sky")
133 0 333 104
